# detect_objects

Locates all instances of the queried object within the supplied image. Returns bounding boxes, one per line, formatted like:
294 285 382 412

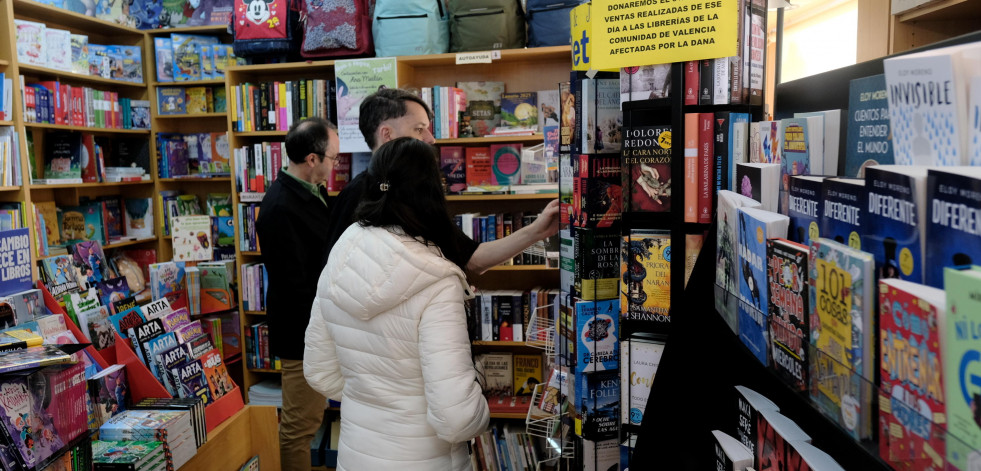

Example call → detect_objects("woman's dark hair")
354 137 469 270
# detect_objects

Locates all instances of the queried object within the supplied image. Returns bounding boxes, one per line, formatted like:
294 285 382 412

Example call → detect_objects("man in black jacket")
255 117 338 471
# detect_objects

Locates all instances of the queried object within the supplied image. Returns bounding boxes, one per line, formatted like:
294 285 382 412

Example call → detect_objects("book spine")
684 113 698 223
698 112 713 224
699 59 713 105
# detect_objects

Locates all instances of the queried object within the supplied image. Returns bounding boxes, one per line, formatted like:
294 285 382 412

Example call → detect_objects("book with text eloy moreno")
924 167 981 289
944 267 981 471
820 177 866 251
883 42 981 166
736 206 788 365
878 278 946 470
808 237 874 440
844 74 894 178
863 165 929 285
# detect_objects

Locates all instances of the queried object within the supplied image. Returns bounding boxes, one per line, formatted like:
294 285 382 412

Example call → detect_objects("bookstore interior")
0 0 980 469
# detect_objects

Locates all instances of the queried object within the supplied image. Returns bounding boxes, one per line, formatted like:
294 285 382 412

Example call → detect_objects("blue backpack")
526 0 585 47
373 0 449 57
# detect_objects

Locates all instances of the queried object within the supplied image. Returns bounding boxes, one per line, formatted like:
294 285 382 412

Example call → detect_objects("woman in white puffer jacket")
304 137 489 471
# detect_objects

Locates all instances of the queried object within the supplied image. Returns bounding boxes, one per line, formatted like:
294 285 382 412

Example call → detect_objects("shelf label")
588 0 739 70
455 52 494 64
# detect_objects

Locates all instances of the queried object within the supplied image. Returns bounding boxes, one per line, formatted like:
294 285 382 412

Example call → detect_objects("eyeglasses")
314 152 340 163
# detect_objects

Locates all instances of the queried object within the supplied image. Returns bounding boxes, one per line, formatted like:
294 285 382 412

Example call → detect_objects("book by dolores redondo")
622 124 671 213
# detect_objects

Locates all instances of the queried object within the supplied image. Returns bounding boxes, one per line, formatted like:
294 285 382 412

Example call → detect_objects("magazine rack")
37 283 245 433
524 304 556 357
525 383 574 466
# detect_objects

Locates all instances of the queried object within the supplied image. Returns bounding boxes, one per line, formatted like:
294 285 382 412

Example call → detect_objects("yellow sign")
590 0 739 71
570 2 593 71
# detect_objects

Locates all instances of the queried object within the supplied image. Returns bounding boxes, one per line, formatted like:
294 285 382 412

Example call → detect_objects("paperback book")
621 124 671 213
736 207 789 365
620 230 671 326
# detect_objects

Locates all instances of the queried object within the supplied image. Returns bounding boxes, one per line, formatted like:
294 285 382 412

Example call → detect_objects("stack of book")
92 440 165 471
99 409 197 470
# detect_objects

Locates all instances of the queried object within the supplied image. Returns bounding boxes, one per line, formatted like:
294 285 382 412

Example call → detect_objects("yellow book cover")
34 201 61 247
185 87 208 114
512 354 543 396
620 229 671 325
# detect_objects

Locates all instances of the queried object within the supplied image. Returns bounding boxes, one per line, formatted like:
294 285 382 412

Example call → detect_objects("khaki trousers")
280 359 328 471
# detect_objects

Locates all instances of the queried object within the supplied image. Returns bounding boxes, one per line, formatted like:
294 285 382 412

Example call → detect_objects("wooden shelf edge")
24 123 150 133
158 176 232 182
227 60 336 74
486 265 557 272
249 368 281 374
146 25 230 35
0 120 13 126
397 45 572 66
472 341 537 347
446 193 557 201
241 251 261 256
488 412 528 419
18 64 145 88
29 180 153 188
155 78 227 86
232 130 288 137
104 237 157 249
244 310 266 316
156 112 227 118
435 134 544 144
0 60 8 67
12 0 144 35
0 186 21 191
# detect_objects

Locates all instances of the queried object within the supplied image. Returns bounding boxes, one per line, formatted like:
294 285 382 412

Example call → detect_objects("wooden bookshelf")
158 176 232 183
103 237 158 250
0 186 20 192
29 180 153 189
145 24 231 36
891 0 981 52
489 412 528 420
446 193 558 201
156 112 227 119
18 64 146 88
0 120 13 126
23 123 151 134
11 0 142 36
434 134 544 145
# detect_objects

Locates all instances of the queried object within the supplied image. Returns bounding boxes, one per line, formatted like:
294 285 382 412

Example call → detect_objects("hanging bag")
299 0 373 59
373 0 449 57
526 0 585 47
231 0 301 58
448 0 526 52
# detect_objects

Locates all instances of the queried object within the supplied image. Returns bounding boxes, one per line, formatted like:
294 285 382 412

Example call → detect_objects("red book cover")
465 147 493 186
878 279 946 469
200 348 236 401
685 60 699 106
575 154 621 229
81 134 99 182
327 153 351 192
698 112 714 223
684 113 698 223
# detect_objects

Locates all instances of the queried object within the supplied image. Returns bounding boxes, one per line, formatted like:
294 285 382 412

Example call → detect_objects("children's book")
143 332 179 388
87 364 128 428
111 296 138 316
820 177 866 251
40 255 80 298
156 343 190 396
14 20 46 67
149 261 186 302
174 320 203 344
108 306 146 339
172 216 213 262
736 207 789 365
70 240 109 286
924 168 981 289
96 277 130 311
70 34 89 75
44 131 82 180
500 92 538 129
157 87 185 115
126 318 164 367
200 348 234 400
7 290 42 326
59 202 107 246
944 267 981 470
808 238 874 440
77 305 114 350
160 307 191 333
0 368 65 468
92 440 164 468
154 37 174 83
878 278 946 469
44 28 72 72
123 197 154 239
766 238 809 392
108 45 144 83
0 345 77 374
171 359 212 404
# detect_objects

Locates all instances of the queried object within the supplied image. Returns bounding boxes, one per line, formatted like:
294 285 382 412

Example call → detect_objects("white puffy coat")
304 225 490 471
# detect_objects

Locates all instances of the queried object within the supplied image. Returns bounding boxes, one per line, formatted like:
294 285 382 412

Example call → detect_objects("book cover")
199 261 234 313
464 147 493 187
123 197 154 239
8 290 41 326
40 255 79 298
779 117 822 212
756 409 812 471
108 45 143 83
538 367 568 414
578 369 619 441
924 168 981 289
575 298 619 375
96 277 130 310
736 207 789 365
574 154 621 230
944 268 981 470
70 34 89 75
170 359 211 404
150 261 186 302
620 64 671 103
592 78 622 154
140 297 172 321
172 216 212 262
500 92 538 129
144 332 179 387
573 227 620 301
60 202 107 246
455 81 504 137
0 345 75 375
864 165 928 285
787 176 825 247
170 34 205 81
622 124 671 213
156 343 189 397
821 177 866 251
752 120 781 164
126 318 164 368
727 113 751 193
92 440 164 467
0 229 31 296
766 238 810 392
439 146 466 194
620 337 665 426
489 143 522 186
844 74 894 177
716 190 763 308
160 308 190 333
156 87 185 115
108 306 146 339
620 229 670 325
512 354 542 397
735 161 780 213
200 348 234 401
713 430 754 471
88 364 128 428
883 43 981 166
0 370 65 468
14 20 46 67
736 385 780 461
185 87 208 114
560 81 575 152
476 353 513 396
154 37 174 83
44 28 71 72
878 278 946 469
70 240 109 287
174 320 203 344
808 238 875 440
44 131 82 180
79 305 115 350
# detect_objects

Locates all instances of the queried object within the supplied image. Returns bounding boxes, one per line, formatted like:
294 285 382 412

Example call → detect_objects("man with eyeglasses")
255 117 339 470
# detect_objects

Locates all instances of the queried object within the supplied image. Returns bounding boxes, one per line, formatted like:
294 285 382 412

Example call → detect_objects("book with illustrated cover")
578 369 619 441
157 343 190 397
60 202 108 246
878 278 946 469
0 345 77 374
108 45 143 83
512 354 542 396
199 261 234 313
0 368 65 468
14 20 45 67
172 216 212 262
620 64 672 103
455 81 504 137
144 332 179 390
200 348 234 400
475 353 513 397
154 37 174 83
622 124 671 213
96 277 130 311
538 367 568 414
489 143 522 186
620 337 665 427
149 262 186 302
160 308 190 333
126 318 164 367
44 131 82 180
766 238 810 392
40 255 80 298
44 28 72 72
559 81 574 152
108 306 146 339
944 267 981 470
92 440 164 468
7 289 42 326
70 34 89 75
78 305 114 350
736 207 789 365
174 320 203 343
157 87 185 115
171 359 212 405
808 238 874 440
70 240 109 287
716 190 763 324
87 364 128 429
620 230 671 326
575 299 619 378
500 92 538 129
185 87 209 114
183 333 214 359
439 146 466 194
123 198 153 239
0 229 31 297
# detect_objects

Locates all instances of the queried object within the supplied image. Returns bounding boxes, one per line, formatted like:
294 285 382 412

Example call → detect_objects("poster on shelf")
587 0 739 71
0 228 32 296
334 58 398 153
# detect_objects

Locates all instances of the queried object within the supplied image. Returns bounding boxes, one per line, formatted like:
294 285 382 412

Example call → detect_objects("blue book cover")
787 176 824 247
924 168 981 288
108 306 146 339
844 74 894 178
727 112 751 192
736 207 789 365
574 298 620 375
153 37 173 83
863 165 928 284
578 369 619 441
820 178 865 250
779 117 820 213
171 359 212 404
143 332 178 394
0 229 32 296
